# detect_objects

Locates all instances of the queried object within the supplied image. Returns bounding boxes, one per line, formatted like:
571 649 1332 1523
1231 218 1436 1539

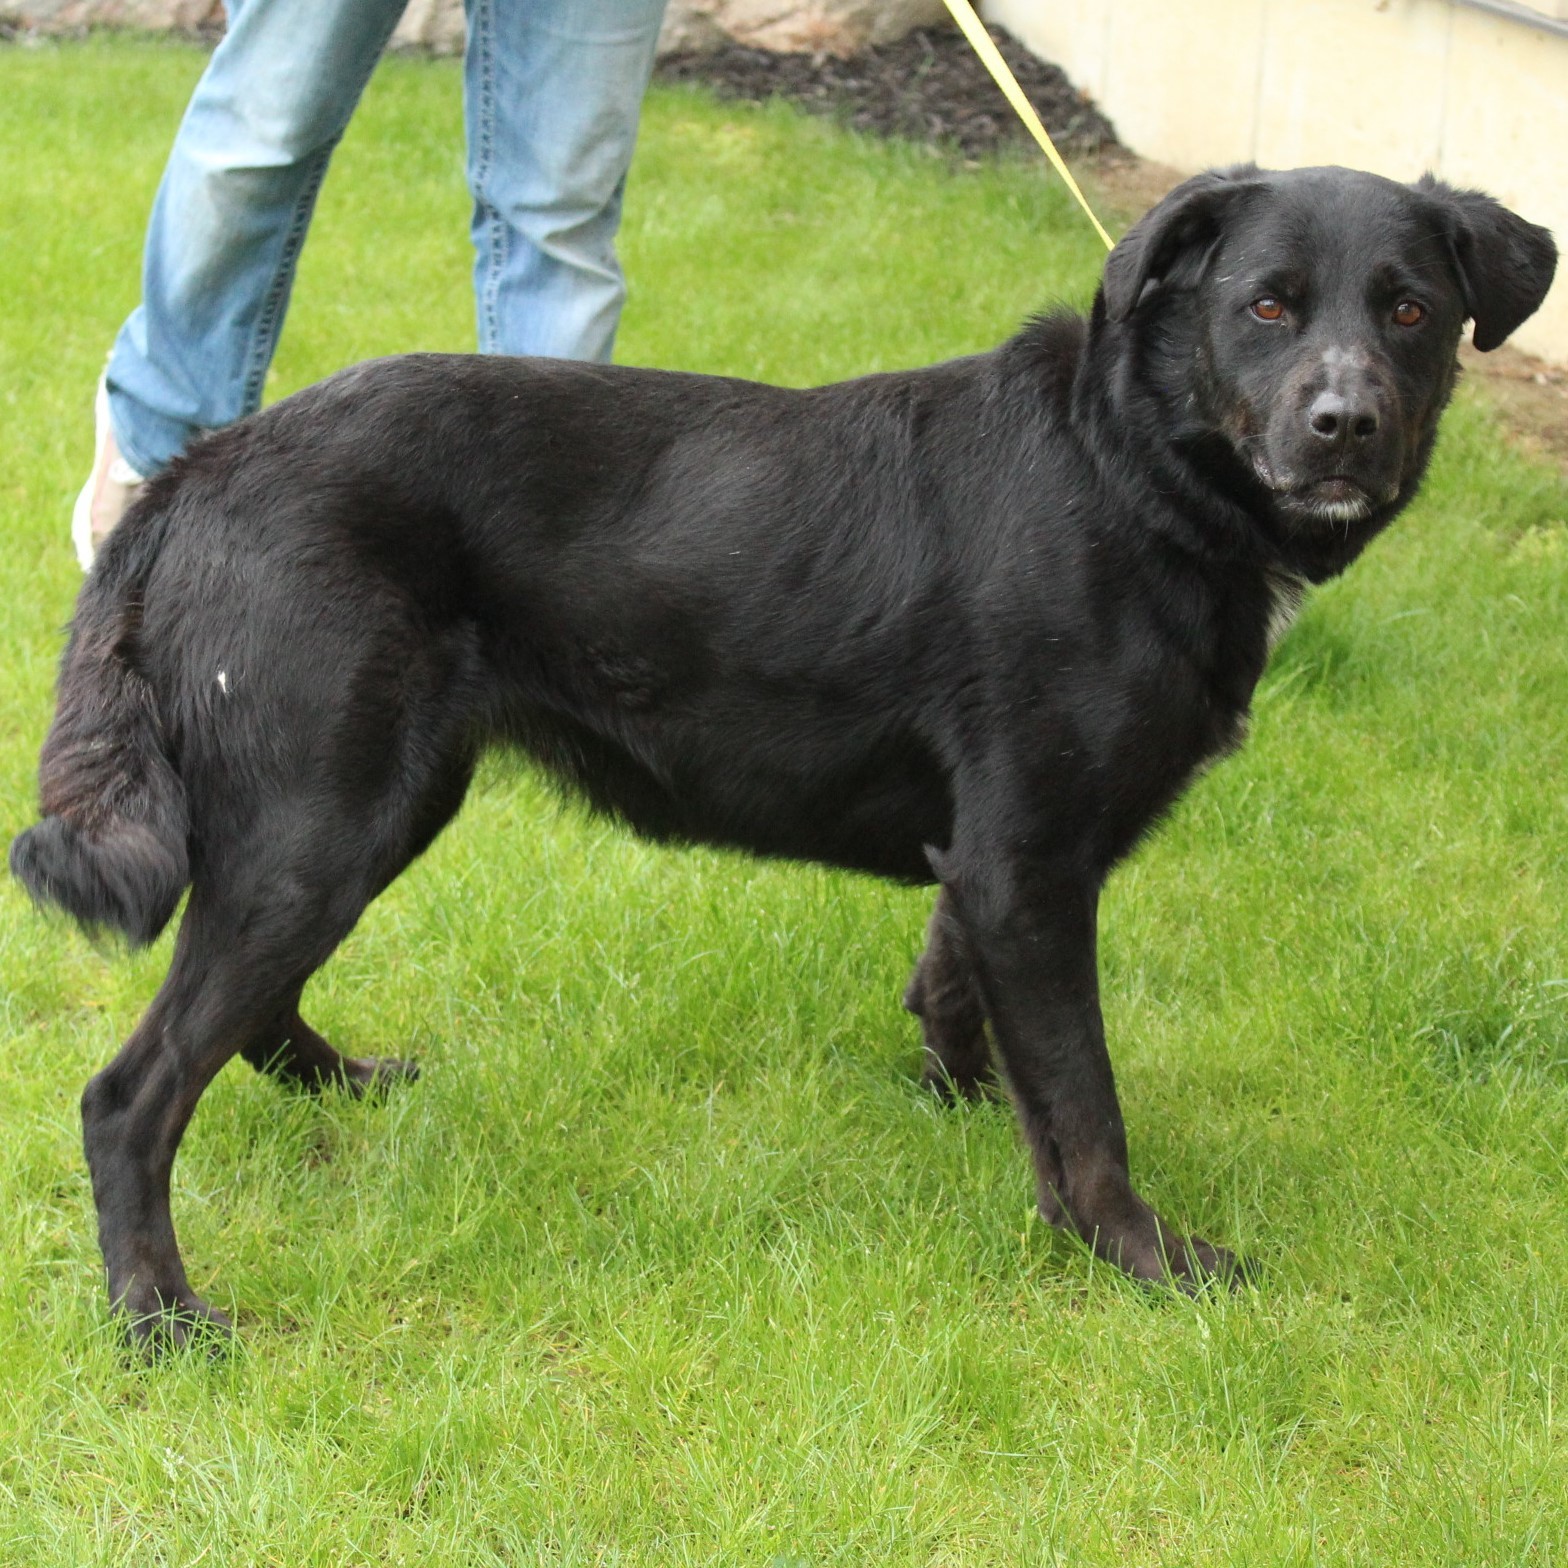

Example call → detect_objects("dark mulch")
655 23 1125 162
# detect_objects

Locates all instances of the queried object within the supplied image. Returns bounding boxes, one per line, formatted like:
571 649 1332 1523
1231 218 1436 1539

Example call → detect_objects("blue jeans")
106 0 666 477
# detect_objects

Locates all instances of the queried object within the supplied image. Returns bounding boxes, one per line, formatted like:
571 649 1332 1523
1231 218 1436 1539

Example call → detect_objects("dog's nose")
1308 389 1379 443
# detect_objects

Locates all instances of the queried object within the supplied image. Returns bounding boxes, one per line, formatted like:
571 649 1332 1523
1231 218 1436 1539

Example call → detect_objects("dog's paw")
1068 1192 1252 1294
1120 1231 1254 1295
115 1287 234 1360
1164 1235 1251 1293
921 1062 998 1103
340 1055 420 1098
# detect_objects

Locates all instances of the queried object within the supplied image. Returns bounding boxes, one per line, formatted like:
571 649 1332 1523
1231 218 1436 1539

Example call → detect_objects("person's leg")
104 0 408 479
463 0 667 362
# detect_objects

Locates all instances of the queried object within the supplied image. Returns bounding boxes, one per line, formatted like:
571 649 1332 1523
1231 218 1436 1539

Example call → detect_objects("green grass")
3 33 1568 1566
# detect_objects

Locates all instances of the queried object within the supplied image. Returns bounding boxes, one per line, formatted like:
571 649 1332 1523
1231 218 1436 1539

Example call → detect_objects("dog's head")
1099 165 1556 562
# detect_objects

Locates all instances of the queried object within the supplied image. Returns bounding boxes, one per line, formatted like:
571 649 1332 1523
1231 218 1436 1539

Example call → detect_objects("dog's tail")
10 517 190 948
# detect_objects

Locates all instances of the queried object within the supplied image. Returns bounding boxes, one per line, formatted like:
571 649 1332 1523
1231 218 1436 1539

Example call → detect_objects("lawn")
3 32 1567 1567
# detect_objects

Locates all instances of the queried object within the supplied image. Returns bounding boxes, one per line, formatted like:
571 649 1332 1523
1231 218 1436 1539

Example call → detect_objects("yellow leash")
938 0 1115 252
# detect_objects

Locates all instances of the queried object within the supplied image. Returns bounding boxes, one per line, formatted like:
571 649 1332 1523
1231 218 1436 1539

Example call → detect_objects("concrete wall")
986 0 1568 362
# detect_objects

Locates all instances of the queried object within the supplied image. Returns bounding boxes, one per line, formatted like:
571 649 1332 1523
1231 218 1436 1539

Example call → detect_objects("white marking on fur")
1305 496 1373 524
1265 570 1306 652
216 670 228 695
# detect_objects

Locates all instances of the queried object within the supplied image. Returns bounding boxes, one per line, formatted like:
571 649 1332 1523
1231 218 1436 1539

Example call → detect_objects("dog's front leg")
936 851 1236 1288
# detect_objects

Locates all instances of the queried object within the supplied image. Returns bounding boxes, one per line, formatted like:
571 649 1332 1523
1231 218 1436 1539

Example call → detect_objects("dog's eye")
1393 300 1426 327
1250 297 1285 322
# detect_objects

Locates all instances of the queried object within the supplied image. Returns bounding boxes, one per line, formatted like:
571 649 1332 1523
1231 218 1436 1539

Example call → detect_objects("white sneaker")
71 376 145 570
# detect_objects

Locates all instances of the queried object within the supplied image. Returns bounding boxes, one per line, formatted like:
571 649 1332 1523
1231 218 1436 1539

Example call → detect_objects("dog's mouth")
1288 475 1374 522
1249 455 1390 525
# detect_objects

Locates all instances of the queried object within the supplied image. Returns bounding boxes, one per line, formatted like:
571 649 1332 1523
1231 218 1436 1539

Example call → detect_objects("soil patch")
655 23 1127 163
1457 343 1568 480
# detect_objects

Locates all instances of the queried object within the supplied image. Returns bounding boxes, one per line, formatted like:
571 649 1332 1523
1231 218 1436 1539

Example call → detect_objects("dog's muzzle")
1255 355 1403 525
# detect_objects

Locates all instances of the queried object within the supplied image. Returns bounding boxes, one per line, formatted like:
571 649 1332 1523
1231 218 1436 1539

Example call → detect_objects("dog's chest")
1105 561 1297 819
1176 566 1307 768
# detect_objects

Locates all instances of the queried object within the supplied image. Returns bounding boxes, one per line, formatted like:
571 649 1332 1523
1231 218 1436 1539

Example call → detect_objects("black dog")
12 166 1556 1349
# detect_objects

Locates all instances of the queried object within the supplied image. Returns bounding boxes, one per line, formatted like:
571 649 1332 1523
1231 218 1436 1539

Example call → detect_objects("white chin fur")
1251 457 1376 525
1269 483 1376 525
1299 495 1373 524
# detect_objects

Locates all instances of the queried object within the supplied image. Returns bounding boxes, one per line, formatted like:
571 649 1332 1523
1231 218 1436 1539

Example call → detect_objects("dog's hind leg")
83 772 466 1353
84 702 480 1352
239 998 418 1096
81 884 366 1353
904 889 996 1100
237 732 476 1099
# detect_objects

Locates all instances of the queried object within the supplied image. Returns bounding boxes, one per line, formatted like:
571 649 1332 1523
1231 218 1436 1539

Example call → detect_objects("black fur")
9 562 189 946
11 166 1556 1349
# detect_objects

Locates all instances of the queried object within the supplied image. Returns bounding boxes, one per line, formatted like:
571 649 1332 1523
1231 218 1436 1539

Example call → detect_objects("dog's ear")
1101 165 1262 323
1417 176 1558 353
